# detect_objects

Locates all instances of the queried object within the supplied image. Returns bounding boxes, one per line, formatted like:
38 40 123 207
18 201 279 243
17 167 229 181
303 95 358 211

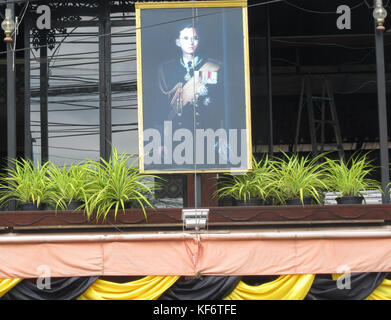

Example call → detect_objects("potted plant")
271 152 328 205
323 152 381 204
46 162 91 211
215 156 274 206
0 158 52 210
84 148 158 221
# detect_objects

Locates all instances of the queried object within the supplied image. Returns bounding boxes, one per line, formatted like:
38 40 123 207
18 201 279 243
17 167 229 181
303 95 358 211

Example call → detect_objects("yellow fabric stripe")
365 279 391 300
77 276 179 300
0 279 22 298
332 274 342 281
224 274 315 300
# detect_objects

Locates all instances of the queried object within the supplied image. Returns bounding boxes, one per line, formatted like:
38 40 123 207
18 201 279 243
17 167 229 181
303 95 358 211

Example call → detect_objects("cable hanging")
283 0 366 14
0 0 287 57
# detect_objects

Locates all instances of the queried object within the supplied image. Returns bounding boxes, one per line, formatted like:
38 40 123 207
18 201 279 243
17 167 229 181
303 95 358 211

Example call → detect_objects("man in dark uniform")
144 22 230 169
157 23 224 134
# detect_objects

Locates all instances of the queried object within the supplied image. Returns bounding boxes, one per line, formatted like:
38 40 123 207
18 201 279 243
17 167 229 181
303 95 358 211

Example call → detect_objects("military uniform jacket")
157 56 224 134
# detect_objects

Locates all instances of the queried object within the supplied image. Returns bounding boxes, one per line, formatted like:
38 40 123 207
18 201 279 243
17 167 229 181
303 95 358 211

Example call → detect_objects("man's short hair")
176 21 200 39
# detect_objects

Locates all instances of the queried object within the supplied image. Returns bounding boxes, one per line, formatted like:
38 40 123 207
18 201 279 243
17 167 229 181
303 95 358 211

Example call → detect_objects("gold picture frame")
136 1 252 174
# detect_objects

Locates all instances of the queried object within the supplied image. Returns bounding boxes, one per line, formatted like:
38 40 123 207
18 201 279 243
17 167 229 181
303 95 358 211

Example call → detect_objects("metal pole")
265 5 273 157
40 35 48 163
3 227 391 243
374 13 390 203
6 3 16 211
24 12 32 160
99 2 112 161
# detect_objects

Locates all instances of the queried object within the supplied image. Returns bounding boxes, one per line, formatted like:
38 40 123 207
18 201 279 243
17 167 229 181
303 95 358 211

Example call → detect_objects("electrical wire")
11 0 28 37
0 0 286 57
271 55 390 95
32 152 90 161
34 144 99 152
48 15 99 72
0 0 38 5
365 0 390 8
33 128 137 139
1 0 282 5
283 0 366 14
334 79 391 94
22 25 380 74
3 0 387 144
30 120 137 126
272 38 376 50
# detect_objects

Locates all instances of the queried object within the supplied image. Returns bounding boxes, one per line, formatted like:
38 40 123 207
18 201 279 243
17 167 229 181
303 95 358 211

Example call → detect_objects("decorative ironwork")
28 0 136 51
109 0 135 12
32 28 67 51
30 1 100 12
56 15 82 26
29 0 134 17
155 175 184 199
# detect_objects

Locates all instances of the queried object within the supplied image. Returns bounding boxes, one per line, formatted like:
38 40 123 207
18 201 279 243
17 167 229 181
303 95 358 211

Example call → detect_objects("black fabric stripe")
159 276 241 300
1 277 98 300
306 273 388 300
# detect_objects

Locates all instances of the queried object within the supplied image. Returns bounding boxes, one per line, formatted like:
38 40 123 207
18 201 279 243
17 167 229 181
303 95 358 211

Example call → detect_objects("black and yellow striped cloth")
0 273 390 300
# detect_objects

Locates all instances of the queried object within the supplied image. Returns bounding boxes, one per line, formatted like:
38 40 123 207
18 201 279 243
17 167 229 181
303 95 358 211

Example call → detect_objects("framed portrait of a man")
136 1 252 173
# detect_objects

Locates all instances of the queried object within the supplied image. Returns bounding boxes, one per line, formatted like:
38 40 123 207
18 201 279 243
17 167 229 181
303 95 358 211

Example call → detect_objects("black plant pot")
218 197 235 207
17 202 43 211
41 203 55 210
66 200 85 211
335 196 364 205
263 199 275 206
235 198 264 206
110 200 133 210
123 200 133 209
286 197 313 205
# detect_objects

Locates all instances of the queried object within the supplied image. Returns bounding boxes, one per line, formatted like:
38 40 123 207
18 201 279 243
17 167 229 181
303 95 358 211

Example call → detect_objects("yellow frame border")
135 1 247 9
136 1 252 174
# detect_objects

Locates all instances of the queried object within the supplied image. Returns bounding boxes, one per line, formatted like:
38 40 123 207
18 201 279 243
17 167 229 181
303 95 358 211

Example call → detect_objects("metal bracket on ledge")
181 208 209 231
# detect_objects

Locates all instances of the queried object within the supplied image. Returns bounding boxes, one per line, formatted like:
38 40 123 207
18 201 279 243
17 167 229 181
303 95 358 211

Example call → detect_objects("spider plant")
84 148 158 221
46 162 91 211
0 158 52 209
216 156 275 204
271 152 329 205
323 152 381 199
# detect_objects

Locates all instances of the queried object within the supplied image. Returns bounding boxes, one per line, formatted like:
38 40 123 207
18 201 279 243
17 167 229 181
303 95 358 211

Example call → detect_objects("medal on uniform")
197 84 208 96
184 69 191 81
183 58 198 82
209 71 217 84
203 97 211 106
201 70 217 84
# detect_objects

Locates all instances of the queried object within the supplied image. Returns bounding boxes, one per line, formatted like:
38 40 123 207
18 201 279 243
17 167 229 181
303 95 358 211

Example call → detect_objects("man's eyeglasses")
179 36 199 41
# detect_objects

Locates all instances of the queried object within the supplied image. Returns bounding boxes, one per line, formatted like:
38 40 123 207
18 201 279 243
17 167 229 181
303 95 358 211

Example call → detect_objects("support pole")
24 12 32 160
99 1 112 161
7 3 16 211
40 32 48 164
374 14 390 203
265 5 273 157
